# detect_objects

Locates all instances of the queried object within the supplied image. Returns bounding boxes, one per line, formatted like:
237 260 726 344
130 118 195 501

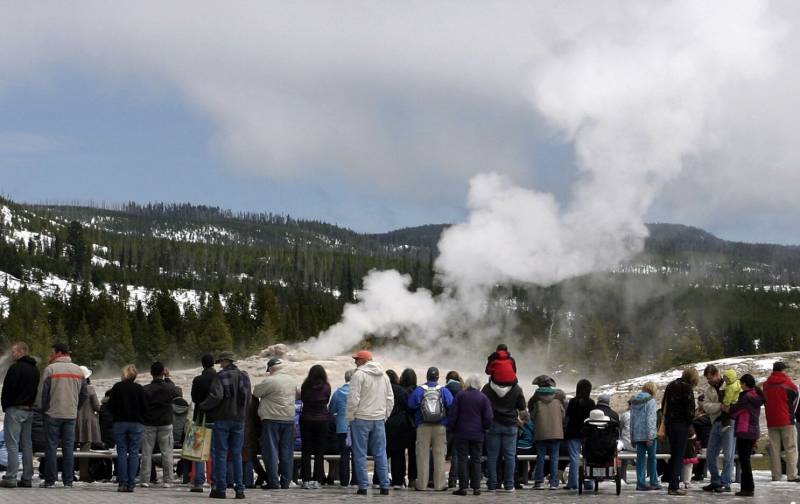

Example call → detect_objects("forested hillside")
2 196 800 379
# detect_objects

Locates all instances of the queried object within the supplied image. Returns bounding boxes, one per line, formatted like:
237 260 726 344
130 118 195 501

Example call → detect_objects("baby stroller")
578 409 622 496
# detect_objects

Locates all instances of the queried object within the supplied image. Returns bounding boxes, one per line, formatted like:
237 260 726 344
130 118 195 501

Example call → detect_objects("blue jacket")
629 392 657 443
408 381 454 427
329 384 350 434
517 418 535 450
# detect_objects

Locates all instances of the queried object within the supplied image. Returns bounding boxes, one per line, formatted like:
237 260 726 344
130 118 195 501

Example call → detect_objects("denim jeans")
565 438 583 489
262 420 294 488
212 420 245 493
351 419 390 490
706 420 735 488
113 422 144 488
635 440 659 488
3 407 34 484
45 416 76 485
534 439 561 488
193 461 206 486
485 422 517 490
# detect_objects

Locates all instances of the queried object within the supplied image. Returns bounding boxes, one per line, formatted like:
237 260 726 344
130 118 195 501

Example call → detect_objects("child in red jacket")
485 344 518 386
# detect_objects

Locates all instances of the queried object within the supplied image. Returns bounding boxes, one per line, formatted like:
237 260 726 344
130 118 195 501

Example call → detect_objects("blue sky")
1 2 799 245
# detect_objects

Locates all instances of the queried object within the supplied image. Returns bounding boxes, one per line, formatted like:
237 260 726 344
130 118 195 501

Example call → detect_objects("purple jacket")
447 388 493 442
300 382 331 422
729 388 764 440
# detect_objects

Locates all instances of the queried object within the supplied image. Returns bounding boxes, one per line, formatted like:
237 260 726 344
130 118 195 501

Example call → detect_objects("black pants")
737 438 754 492
667 422 690 491
516 447 534 484
300 420 328 483
456 438 482 490
336 433 357 486
388 448 407 486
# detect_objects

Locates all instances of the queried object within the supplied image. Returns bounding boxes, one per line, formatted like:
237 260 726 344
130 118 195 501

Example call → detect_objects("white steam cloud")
305 2 782 356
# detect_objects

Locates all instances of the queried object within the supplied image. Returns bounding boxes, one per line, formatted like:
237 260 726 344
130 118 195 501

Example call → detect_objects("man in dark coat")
189 353 216 492
1 342 40 488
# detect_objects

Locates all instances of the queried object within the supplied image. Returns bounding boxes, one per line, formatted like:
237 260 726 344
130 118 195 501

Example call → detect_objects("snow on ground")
150 225 237 244
6 229 55 247
92 243 109 254
0 206 11 226
91 255 120 267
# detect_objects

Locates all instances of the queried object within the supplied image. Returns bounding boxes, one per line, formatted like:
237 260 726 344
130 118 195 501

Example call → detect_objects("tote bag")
181 415 213 462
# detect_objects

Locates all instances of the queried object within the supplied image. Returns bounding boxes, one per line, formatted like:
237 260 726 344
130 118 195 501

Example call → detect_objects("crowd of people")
0 341 798 498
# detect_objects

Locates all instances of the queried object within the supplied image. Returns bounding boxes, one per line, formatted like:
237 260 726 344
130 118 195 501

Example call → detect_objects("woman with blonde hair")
630 382 660 490
107 364 147 493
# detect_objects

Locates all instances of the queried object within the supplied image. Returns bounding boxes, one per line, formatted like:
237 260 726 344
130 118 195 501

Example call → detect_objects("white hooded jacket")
346 361 394 422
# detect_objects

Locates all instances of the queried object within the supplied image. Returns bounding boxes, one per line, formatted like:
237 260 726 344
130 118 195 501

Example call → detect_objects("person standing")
189 353 216 492
329 369 357 487
698 364 736 493
108 364 147 493
385 370 413 488
448 375 492 496
726 374 764 497
529 375 565 490
346 350 394 496
198 351 251 499
299 364 331 489
408 367 454 491
564 379 595 491
763 361 800 481
140 362 181 488
36 342 88 488
482 372 527 492
398 369 419 487
0 342 40 488
253 357 297 490
75 366 102 483
662 367 699 496
444 371 464 488
630 382 660 491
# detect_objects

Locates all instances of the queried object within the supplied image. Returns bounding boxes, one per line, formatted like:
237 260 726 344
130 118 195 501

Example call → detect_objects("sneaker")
39 481 55 488
452 489 467 496
163 483 173 488
302 482 312 489
504 487 515 493
191 485 205 493
140 482 150 488
0 480 16 488
702 483 720 492
636 485 652 491
356 488 367 495
714 486 731 493
549 485 559 490
117 485 126 493
473 489 481 496
209 489 227 499
650 484 663 491
392 485 404 490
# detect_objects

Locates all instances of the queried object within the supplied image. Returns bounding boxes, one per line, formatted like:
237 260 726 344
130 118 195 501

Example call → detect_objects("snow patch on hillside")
0 206 11 226
91 255 120 268
150 225 237 244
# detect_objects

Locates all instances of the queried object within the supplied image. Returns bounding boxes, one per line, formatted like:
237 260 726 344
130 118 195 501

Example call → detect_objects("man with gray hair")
253 357 297 489
329 369 357 486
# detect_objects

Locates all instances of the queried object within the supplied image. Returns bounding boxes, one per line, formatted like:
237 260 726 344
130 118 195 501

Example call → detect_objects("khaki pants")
768 426 798 481
140 425 174 484
415 424 447 491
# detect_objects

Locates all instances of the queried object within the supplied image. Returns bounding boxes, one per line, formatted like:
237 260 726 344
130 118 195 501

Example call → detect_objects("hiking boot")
702 483 720 492
235 491 246 499
667 488 687 496
380 488 390 495
209 489 227 499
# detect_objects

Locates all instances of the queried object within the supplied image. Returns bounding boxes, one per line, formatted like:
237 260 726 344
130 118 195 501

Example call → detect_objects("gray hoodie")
346 361 394 422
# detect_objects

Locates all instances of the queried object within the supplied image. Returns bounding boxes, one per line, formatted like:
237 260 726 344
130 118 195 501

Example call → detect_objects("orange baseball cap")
352 350 373 361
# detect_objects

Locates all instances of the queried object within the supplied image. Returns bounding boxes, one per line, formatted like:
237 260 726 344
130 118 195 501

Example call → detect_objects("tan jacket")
253 369 297 422
37 356 88 419
699 381 724 423
346 361 394 422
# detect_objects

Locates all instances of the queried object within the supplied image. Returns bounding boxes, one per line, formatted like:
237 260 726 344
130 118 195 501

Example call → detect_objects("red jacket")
485 350 517 385
763 372 799 428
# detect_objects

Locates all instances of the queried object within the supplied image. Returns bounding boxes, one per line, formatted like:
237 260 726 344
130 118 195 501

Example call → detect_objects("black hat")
52 342 70 354
216 351 236 363
426 367 440 382
267 357 283 371
774 361 788 372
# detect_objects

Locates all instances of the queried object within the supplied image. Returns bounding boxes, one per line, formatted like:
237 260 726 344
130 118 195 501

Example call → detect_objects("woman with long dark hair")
726 374 764 497
300 364 331 489
398 368 419 487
